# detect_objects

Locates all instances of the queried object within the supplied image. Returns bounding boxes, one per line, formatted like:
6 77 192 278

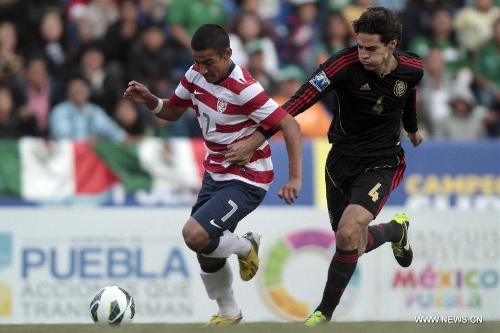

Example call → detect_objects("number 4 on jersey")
372 96 384 114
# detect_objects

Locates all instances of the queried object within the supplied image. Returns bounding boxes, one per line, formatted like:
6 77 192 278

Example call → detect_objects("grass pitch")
0 321 498 333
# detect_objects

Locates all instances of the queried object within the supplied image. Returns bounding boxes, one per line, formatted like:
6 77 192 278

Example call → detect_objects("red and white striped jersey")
169 62 287 190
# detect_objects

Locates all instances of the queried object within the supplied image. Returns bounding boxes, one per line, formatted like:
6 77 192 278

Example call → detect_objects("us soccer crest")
217 99 228 113
393 80 407 97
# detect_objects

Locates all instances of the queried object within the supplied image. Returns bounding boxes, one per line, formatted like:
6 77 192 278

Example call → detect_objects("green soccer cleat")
203 312 243 327
391 212 413 267
238 231 261 281
304 311 329 326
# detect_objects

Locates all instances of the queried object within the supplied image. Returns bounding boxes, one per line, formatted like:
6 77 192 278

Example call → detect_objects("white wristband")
150 97 163 114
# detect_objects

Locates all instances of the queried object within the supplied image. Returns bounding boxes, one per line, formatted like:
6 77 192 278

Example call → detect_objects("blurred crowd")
1 0 500 144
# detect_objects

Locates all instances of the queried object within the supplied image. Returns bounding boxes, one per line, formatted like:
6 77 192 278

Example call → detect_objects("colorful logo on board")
260 229 360 321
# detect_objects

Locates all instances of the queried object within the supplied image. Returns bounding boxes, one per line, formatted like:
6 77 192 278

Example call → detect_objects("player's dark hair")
352 7 402 45
191 24 230 57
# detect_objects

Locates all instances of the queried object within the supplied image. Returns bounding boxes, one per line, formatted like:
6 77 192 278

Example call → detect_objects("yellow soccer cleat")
238 231 261 281
391 212 413 267
203 312 243 327
304 311 329 326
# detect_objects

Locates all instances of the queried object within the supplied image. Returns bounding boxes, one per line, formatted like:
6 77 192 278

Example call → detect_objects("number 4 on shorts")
368 183 381 202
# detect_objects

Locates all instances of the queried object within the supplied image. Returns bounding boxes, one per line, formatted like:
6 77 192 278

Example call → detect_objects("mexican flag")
0 138 204 205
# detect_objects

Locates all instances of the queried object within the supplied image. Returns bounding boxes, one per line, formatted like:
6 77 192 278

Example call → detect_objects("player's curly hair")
352 7 402 46
191 24 230 57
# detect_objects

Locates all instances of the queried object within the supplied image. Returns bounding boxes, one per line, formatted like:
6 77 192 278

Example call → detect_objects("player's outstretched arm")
274 114 302 205
123 80 186 121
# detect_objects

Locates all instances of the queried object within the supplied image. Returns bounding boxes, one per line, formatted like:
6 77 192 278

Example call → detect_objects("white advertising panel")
0 207 498 323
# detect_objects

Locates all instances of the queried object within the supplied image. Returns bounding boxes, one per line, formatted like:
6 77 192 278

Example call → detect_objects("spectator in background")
113 97 146 136
0 21 24 86
440 0 468 13
398 0 445 51
31 10 71 78
0 85 37 138
244 39 279 95
136 0 171 25
409 7 469 75
228 11 280 76
82 0 119 40
313 10 353 112
126 24 176 96
227 0 277 44
255 0 282 22
165 0 228 74
434 88 488 139
280 0 320 74
314 11 353 66
272 65 331 138
0 0 34 55
11 56 65 137
49 76 131 143
102 0 141 68
342 0 375 40
71 43 125 115
454 0 500 55
472 18 500 108
65 0 119 48
23 1 65 34
484 104 500 137
417 47 455 136
0 85 22 138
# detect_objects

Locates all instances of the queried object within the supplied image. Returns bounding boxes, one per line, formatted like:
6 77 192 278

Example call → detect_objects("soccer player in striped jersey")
225 7 424 326
124 23 302 326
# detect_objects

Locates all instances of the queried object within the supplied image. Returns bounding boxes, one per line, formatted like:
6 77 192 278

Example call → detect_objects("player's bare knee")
335 227 358 249
182 227 204 252
182 218 210 252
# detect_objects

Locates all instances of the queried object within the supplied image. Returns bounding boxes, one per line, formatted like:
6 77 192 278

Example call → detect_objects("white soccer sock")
200 260 240 318
203 230 251 259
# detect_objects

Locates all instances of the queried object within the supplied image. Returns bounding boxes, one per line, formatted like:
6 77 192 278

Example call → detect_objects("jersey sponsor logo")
309 70 331 92
194 90 204 95
394 80 407 97
217 99 228 113
360 83 371 91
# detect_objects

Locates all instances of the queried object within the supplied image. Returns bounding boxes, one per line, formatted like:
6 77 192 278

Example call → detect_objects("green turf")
0 322 498 333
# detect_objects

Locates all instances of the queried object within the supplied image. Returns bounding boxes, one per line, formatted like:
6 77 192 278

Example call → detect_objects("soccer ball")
90 286 136 325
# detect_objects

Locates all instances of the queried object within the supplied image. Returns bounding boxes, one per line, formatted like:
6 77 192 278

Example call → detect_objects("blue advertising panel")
388 139 500 209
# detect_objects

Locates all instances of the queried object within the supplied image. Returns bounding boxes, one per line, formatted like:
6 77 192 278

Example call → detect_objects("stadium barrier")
0 207 498 324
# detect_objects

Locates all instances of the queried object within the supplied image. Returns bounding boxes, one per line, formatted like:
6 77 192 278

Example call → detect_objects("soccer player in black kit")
225 6 424 326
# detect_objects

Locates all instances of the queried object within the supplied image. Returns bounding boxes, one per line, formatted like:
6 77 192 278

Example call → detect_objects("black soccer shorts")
324 149 406 231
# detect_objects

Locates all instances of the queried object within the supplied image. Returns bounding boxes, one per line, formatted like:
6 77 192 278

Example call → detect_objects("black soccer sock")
200 257 226 273
316 247 358 318
365 221 402 253
201 236 221 255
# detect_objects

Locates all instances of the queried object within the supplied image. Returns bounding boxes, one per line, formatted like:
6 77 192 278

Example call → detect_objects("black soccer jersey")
282 45 423 156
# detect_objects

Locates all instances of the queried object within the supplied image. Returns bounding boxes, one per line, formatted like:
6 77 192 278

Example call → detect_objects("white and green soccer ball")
90 286 136 325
